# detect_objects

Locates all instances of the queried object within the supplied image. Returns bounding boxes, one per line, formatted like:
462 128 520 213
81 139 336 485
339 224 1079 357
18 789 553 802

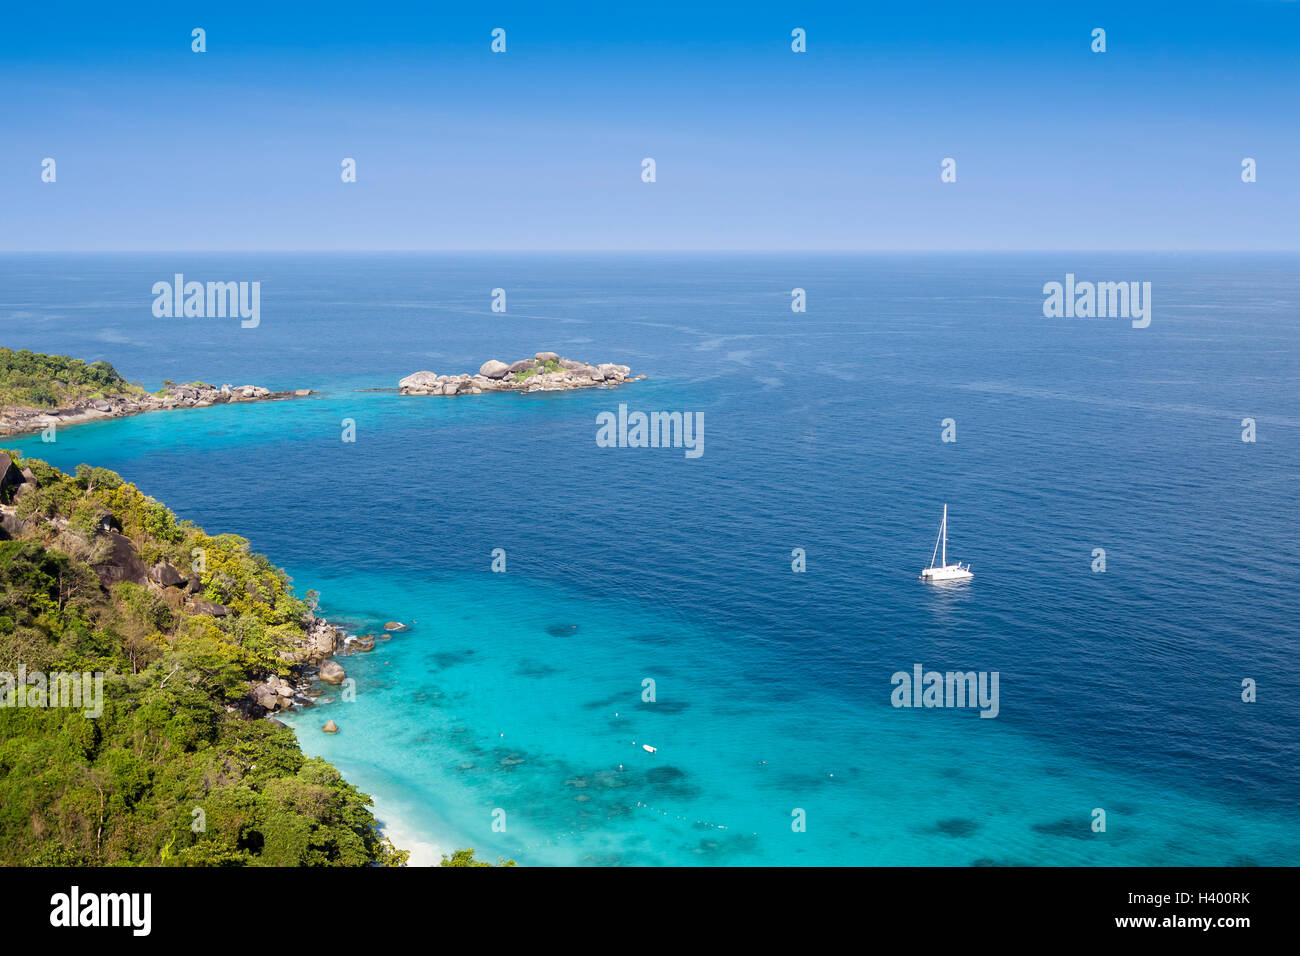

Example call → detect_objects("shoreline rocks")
240 613 355 717
0 381 312 438
319 659 347 684
399 352 644 396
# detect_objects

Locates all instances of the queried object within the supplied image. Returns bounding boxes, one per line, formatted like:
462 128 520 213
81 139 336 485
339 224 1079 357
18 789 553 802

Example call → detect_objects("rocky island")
399 351 643 396
0 346 310 437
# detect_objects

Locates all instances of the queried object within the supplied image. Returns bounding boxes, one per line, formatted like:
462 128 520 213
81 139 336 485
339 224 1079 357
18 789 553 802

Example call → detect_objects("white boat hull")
920 564 973 582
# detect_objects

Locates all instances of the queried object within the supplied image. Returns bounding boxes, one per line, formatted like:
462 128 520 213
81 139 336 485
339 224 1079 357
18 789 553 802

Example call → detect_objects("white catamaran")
919 503 973 582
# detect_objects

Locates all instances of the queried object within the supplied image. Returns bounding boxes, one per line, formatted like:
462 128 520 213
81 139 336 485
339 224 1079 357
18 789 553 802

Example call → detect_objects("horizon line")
4 248 1299 255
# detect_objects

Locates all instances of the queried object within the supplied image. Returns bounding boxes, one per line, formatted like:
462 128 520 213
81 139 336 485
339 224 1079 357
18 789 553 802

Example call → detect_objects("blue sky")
1 1 1296 250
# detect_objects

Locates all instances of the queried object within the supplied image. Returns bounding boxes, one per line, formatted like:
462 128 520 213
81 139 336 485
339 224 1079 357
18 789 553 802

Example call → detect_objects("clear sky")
1 1 1296 251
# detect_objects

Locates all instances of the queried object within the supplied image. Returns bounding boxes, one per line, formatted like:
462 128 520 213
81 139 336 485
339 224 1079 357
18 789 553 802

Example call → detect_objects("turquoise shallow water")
5 253 1299 865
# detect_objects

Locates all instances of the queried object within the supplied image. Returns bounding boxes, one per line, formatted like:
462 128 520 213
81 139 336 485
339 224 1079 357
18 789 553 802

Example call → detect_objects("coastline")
0 450 406 865
0 382 313 439
366 793 451 868
270 614 458 866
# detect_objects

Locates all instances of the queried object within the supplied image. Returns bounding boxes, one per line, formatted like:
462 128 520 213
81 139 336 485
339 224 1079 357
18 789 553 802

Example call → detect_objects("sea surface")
4 252 1298 865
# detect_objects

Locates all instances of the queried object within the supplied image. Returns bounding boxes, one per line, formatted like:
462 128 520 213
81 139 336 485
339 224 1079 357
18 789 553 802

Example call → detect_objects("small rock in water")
322 720 339 734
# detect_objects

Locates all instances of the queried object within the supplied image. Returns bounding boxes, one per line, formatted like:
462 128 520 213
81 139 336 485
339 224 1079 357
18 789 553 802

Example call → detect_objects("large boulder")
319 660 346 684
149 562 185 587
534 351 559 363
399 371 441 391
506 359 537 374
479 360 510 379
0 512 26 539
253 684 280 711
191 600 232 617
0 454 22 501
307 618 343 658
93 532 149 586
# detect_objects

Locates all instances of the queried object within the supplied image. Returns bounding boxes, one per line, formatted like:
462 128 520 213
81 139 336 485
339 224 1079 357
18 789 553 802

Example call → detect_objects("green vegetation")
440 848 516 867
0 451 406 866
0 347 145 408
514 360 561 383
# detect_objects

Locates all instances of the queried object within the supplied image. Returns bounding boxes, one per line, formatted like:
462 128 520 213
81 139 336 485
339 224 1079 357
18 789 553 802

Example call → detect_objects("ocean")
4 252 1298 865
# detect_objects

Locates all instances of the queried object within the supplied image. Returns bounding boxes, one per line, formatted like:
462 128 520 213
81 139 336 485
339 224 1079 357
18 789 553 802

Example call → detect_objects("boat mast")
941 503 947 567
929 507 942 569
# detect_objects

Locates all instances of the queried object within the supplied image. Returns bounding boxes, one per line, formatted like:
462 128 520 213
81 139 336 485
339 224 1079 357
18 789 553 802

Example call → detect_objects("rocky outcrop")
93 532 149 586
319 660 347 684
190 600 232 617
245 673 308 715
305 616 344 662
0 454 22 501
400 352 643 396
0 382 313 438
242 611 399 718
149 561 185 588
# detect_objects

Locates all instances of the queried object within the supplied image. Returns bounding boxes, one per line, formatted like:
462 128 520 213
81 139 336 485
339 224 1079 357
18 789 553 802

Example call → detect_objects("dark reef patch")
643 764 701 800
931 817 981 838
516 659 558 678
427 648 476 669
1032 818 1092 840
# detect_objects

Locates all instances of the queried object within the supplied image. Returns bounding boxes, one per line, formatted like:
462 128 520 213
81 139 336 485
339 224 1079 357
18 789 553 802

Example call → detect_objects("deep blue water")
4 253 1298 865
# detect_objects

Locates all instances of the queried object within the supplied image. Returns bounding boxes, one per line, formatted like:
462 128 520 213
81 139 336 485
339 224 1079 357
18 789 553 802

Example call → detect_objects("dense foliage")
0 451 407 866
440 848 516 867
0 347 143 408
